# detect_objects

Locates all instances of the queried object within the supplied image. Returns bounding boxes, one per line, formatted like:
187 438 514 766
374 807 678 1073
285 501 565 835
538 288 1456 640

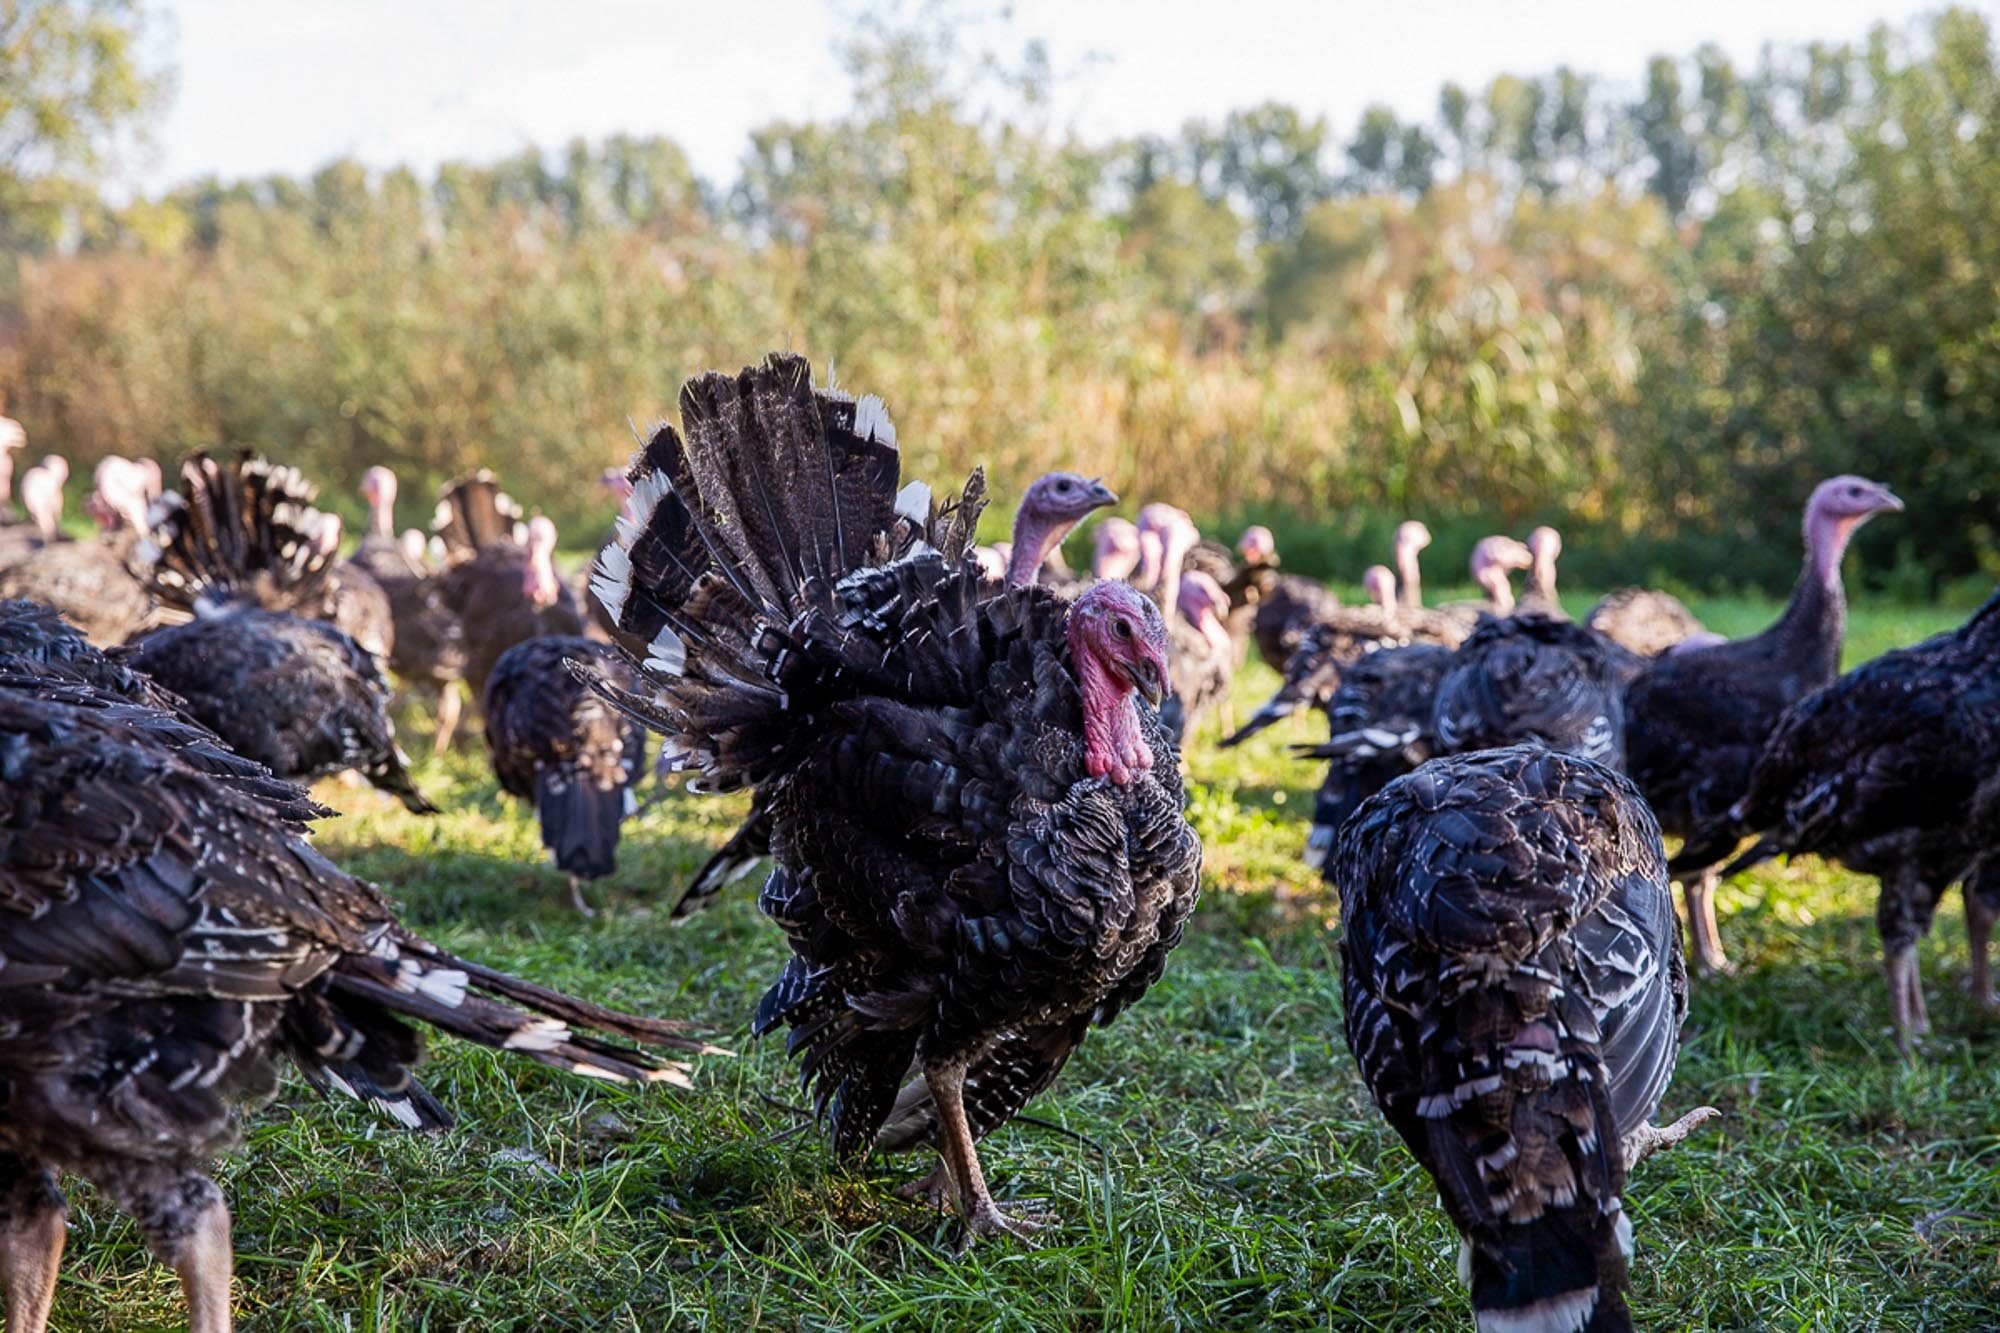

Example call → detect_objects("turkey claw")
1621 1106 1720 1169
952 1200 1055 1255
894 1168 953 1214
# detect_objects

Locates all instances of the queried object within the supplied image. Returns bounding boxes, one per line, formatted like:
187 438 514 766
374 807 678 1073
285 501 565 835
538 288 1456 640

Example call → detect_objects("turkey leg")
119 1173 233 1333
1683 868 1732 976
432 684 464 755
1967 877 1998 1011
1620 1106 1720 1170
925 1063 1046 1251
0 1159 65 1333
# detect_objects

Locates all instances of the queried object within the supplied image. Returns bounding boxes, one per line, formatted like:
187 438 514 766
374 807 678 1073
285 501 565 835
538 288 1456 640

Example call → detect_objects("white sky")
144 0 1977 192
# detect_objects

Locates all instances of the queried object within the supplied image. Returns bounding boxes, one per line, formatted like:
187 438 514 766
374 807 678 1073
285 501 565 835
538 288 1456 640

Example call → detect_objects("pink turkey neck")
1007 508 1073 587
369 491 396 540
1396 543 1423 610
1808 504 1868 589
1070 627 1150 786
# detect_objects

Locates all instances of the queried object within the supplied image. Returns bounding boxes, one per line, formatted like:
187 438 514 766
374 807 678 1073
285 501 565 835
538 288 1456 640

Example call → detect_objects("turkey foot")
894 1166 953 1214
1885 945 1931 1052
924 1062 1051 1254
955 1198 1056 1254
567 875 598 918
1683 869 1734 976
1621 1106 1720 1169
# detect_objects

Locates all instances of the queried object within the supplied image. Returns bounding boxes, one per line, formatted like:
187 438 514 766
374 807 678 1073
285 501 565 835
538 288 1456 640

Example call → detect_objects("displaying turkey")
484 636 647 916
660 472 1112 920
1295 641 1457 871
1623 475 1902 974
0 455 160 645
584 353 1201 1248
1336 745 1715 1333
1671 592 2000 1049
0 604 715 1333
1432 613 1628 768
353 466 469 752
435 474 585 706
120 451 436 813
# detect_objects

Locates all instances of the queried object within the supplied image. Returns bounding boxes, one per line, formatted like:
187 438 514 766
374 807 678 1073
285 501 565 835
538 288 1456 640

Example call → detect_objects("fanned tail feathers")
432 470 526 562
580 353 985 792
141 450 336 613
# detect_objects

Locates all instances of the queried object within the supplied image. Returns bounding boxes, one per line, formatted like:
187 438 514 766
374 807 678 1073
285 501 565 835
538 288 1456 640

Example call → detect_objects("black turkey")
1296 641 1457 872
1672 592 2000 1049
1336 745 1715 1333
0 603 714 1333
484 636 647 915
663 470 1113 920
120 452 435 813
0 455 160 645
584 353 1202 1248
1623 475 1902 973
434 475 584 706
1432 613 1628 769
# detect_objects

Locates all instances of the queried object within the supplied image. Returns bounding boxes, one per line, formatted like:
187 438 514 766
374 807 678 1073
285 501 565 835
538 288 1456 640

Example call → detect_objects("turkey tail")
1433 1038 1635 1333
142 450 336 614
1463 1205 1634 1333
754 951 919 1161
534 760 626 879
433 470 526 562
671 801 771 918
582 353 984 789
315 928 724 1125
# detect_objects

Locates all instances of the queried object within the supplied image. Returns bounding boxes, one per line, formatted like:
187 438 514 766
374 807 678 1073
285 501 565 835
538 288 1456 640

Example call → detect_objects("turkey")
435 475 585 706
1671 592 2000 1049
0 456 160 645
1336 745 1716 1333
484 636 647 916
1138 505 1234 742
1003 470 1118 588
353 465 469 752
1092 517 1141 582
1237 556 1344 671
313 516 395 665
1623 475 1902 974
584 353 1201 1248
0 456 66 566
664 472 1111 920
1520 524 1565 616
1586 588 1716 659
120 451 436 813
1218 565 1410 747
1432 613 1628 768
0 604 715 1333
0 415 22 523
1295 641 1457 871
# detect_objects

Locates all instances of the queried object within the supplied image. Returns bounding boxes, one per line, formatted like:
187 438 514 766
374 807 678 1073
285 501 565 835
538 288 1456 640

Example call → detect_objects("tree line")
1 2 1995 595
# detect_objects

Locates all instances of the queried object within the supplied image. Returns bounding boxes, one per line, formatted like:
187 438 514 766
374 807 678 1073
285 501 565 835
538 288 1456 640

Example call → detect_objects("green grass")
47 592 2000 1330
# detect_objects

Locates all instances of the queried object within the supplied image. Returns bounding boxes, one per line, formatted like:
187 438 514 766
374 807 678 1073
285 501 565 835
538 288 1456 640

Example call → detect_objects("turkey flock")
0 355 1982 1331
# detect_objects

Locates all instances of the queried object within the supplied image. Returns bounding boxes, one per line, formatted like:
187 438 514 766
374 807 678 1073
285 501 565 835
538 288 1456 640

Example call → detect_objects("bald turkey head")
1007 471 1117 585
1806 476 1902 586
1236 525 1277 567
361 466 398 538
1067 580 1169 786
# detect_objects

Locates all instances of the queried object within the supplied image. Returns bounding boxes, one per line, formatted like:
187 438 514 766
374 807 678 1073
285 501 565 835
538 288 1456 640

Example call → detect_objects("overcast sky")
144 0 1973 191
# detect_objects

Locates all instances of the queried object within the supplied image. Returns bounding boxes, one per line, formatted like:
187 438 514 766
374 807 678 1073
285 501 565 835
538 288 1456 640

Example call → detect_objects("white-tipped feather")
625 468 673 534
854 394 897 446
502 1018 572 1052
569 1061 631 1081
894 481 931 524
1473 1287 1599 1333
647 625 686 676
377 1097 424 1130
591 542 632 626
416 967 468 1007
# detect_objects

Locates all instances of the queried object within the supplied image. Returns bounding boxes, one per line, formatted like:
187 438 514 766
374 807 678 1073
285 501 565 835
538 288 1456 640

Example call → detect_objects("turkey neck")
1006 510 1072 587
368 492 396 541
1762 507 1857 680
1073 639 1144 782
1158 530 1193 628
1396 545 1423 611
1528 553 1558 607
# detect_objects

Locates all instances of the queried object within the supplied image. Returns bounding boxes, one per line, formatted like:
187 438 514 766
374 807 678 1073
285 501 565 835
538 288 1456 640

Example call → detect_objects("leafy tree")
0 0 167 247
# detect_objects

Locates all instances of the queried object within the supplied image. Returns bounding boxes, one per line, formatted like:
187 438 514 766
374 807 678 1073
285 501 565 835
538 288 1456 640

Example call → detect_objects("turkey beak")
1122 654 1166 708
1875 487 1905 513
1088 479 1118 509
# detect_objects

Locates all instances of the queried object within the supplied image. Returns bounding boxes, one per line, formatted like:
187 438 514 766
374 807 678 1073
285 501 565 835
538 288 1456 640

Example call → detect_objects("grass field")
44 591 2000 1331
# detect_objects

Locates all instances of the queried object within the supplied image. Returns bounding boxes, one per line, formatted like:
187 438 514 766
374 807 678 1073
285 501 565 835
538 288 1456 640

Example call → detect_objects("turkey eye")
1113 619 1132 639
